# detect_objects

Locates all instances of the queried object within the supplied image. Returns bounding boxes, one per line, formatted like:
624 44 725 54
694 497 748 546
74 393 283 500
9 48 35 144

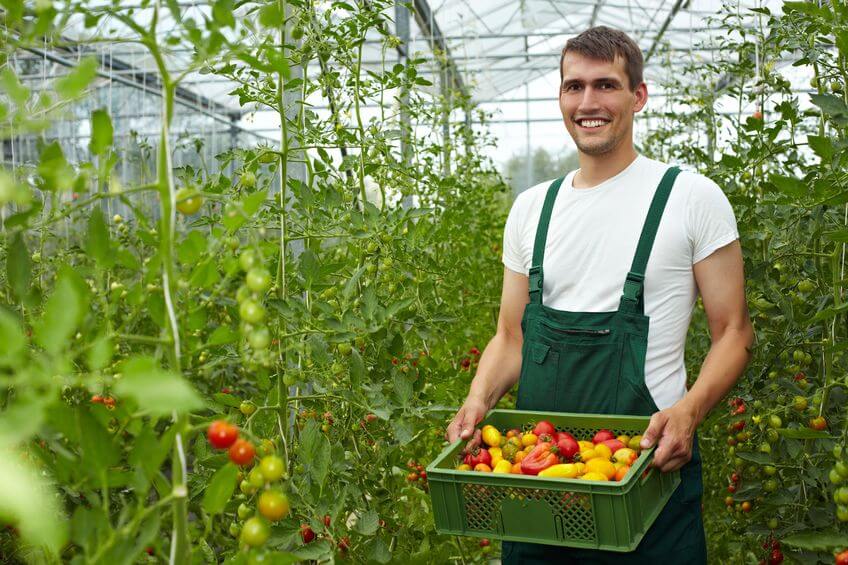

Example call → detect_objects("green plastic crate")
426 409 680 552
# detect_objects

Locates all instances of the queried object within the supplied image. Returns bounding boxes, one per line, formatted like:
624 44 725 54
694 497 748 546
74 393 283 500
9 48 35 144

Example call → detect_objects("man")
445 26 754 562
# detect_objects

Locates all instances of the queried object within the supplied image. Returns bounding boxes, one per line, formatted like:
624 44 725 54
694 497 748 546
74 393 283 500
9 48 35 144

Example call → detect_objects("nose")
576 86 603 114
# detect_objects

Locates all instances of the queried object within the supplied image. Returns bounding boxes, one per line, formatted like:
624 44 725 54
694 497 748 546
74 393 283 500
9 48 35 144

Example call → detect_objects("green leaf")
202 463 239 515
734 451 773 465
86 333 113 371
242 189 267 216
38 141 75 192
55 57 98 99
77 408 120 472
810 93 848 117
781 531 848 551
212 0 235 28
300 419 330 490
0 68 29 105
768 174 806 198
85 209 112 267
366 537 392 563
0 458 66 554
207 326 239 346
777 428 832 439
807 134 833 160
825 229 848 243
114 356 205 416
89 108 113 156
354 509 379 535
0 309 24 365
35 268 86 354
298 249 320 287
258 4 282 26
6 232 30 299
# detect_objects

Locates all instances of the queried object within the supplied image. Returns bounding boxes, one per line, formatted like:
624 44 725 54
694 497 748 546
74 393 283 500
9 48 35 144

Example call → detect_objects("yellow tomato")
537 464 579 479
585 458 616 480
521 433 538 447
514 451 526 463
474 463 492 472
579 448 598 461
491 456 503 467
614 448 638 465
456 464 472 471
580 472 610 481
594 444 613 460
507 437 523 449
575 462 586 475
489 447 503 460
628 435 643 451
578 440 594 451
482 426 502 447
617 435 630 445
493 460 512 474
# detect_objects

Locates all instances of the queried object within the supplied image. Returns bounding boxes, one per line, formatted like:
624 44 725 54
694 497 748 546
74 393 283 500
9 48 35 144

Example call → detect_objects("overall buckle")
529 265 544 299
622 272 645 303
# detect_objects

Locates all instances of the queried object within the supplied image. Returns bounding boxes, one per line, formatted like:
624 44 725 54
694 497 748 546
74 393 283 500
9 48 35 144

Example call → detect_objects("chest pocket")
516 341 559 412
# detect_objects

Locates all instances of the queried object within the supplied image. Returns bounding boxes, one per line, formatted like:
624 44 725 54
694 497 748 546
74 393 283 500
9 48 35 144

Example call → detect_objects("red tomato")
300 524 315 544
520 442 558 475
602 439 626 453
207 420 239 450
556 436 580 461
228 439 256 466
553 431 576 443
463 447 492 468
592 429 616 444
533 421 556 437
835 550 848 565
809 416 827 431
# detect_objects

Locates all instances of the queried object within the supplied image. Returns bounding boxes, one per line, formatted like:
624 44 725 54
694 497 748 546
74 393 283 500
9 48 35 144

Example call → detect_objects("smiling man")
445 26 754 562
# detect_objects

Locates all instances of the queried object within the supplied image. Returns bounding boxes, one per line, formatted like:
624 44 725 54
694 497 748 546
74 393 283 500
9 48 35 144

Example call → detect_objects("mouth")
574 118 611 131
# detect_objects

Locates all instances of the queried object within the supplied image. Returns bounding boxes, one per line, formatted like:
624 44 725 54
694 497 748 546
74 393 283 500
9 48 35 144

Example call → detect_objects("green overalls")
501 166 708 564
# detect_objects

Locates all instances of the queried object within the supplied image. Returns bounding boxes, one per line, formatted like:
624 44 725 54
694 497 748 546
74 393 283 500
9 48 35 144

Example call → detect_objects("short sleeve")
685 175 740 264
502 194 529 275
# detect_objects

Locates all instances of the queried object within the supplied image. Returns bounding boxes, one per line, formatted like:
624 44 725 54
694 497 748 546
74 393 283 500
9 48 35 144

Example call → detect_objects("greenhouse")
1 0 847 563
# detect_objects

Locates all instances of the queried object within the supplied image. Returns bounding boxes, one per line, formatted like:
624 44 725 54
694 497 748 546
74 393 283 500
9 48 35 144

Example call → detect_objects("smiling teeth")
580 120 607 128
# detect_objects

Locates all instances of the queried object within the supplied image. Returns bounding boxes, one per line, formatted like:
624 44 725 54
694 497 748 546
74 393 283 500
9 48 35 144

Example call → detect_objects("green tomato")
337 343 352 356
240 517 270 547
240 400 257 416
240 479 257 495
763 479 778 492
763 465 777 476
246 268 272 293
240 171 256 188
836 461 848 478
793 396 808 411
229 522 241 537
766 429 780 443
767 518 778 529
236 284 252 304
259 455 286 482
240 250 259 272
830 468 845 485
759 442 772 454
838 505 848 522
248 466 266 488
768 415 782 429
282 372 297 387
175 187 202 215
248 326 271 350
237 502 252 520
240 300 266 324
837 487 848 505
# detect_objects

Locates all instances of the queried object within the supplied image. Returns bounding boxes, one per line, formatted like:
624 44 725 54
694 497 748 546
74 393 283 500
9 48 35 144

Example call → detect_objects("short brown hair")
560 26 644 92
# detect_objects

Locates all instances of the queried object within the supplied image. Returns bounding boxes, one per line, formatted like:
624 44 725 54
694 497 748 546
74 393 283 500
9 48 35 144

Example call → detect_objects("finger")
640 412 667 449
459 414 477 440
464 429 482 454
445 412 464 443
658 454 690 473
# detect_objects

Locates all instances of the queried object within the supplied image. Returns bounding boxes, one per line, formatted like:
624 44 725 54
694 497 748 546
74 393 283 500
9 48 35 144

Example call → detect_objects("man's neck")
572 147 639 189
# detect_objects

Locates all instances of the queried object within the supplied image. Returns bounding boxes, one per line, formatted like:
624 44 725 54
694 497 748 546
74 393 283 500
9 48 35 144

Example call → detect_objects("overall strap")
528 177 566 305
619 165 681 314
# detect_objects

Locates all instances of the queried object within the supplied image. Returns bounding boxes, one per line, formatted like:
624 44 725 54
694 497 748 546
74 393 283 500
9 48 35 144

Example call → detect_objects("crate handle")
640 465 655 485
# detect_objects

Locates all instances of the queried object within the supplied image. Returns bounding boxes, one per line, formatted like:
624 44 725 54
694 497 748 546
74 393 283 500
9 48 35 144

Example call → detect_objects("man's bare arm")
642 240 755 471
445 267 529 445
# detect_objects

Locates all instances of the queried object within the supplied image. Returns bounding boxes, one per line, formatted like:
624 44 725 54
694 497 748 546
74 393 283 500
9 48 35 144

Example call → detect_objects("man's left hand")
639 402 699 472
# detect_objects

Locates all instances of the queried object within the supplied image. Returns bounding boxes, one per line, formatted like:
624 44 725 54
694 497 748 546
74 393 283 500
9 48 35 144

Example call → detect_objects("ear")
632 82 648 113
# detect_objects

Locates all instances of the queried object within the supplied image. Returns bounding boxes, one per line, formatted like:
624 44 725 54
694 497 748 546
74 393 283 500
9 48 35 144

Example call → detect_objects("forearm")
678 324 755 427
467 331 524 410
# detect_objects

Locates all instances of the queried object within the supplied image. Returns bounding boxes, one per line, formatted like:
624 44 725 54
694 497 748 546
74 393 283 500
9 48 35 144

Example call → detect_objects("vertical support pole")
525 83 531 190
396 0 414 209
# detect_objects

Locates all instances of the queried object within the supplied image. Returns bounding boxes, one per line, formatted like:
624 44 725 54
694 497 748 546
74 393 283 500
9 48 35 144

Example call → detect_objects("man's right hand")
445 395 489 454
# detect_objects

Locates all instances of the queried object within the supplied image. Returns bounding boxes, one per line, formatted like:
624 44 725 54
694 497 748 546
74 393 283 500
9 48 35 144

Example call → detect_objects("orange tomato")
511 462 523 474
474 463 492 472
615 465 631 481
514 451 526 463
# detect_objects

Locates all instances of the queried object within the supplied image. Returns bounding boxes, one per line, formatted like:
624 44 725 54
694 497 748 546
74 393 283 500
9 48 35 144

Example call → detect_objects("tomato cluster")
830 445 848 523
236 249 273 362
456 421 645 482
207 421 291 549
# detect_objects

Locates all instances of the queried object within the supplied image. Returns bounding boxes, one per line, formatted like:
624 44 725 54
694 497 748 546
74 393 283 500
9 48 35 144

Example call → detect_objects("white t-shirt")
501 154 739 410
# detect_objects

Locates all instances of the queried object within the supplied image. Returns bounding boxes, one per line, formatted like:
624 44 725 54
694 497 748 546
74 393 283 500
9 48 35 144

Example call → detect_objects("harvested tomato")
555 435 580 461
553 430 576 444
463 447 492 468
533 420 556 437
521 442 558 475
207 420 239 449
601 439 626 453
592 429 615 444
228 439 256 466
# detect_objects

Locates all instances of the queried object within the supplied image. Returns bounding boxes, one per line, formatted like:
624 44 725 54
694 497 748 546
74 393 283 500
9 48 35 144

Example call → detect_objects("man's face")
559 52 647 156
